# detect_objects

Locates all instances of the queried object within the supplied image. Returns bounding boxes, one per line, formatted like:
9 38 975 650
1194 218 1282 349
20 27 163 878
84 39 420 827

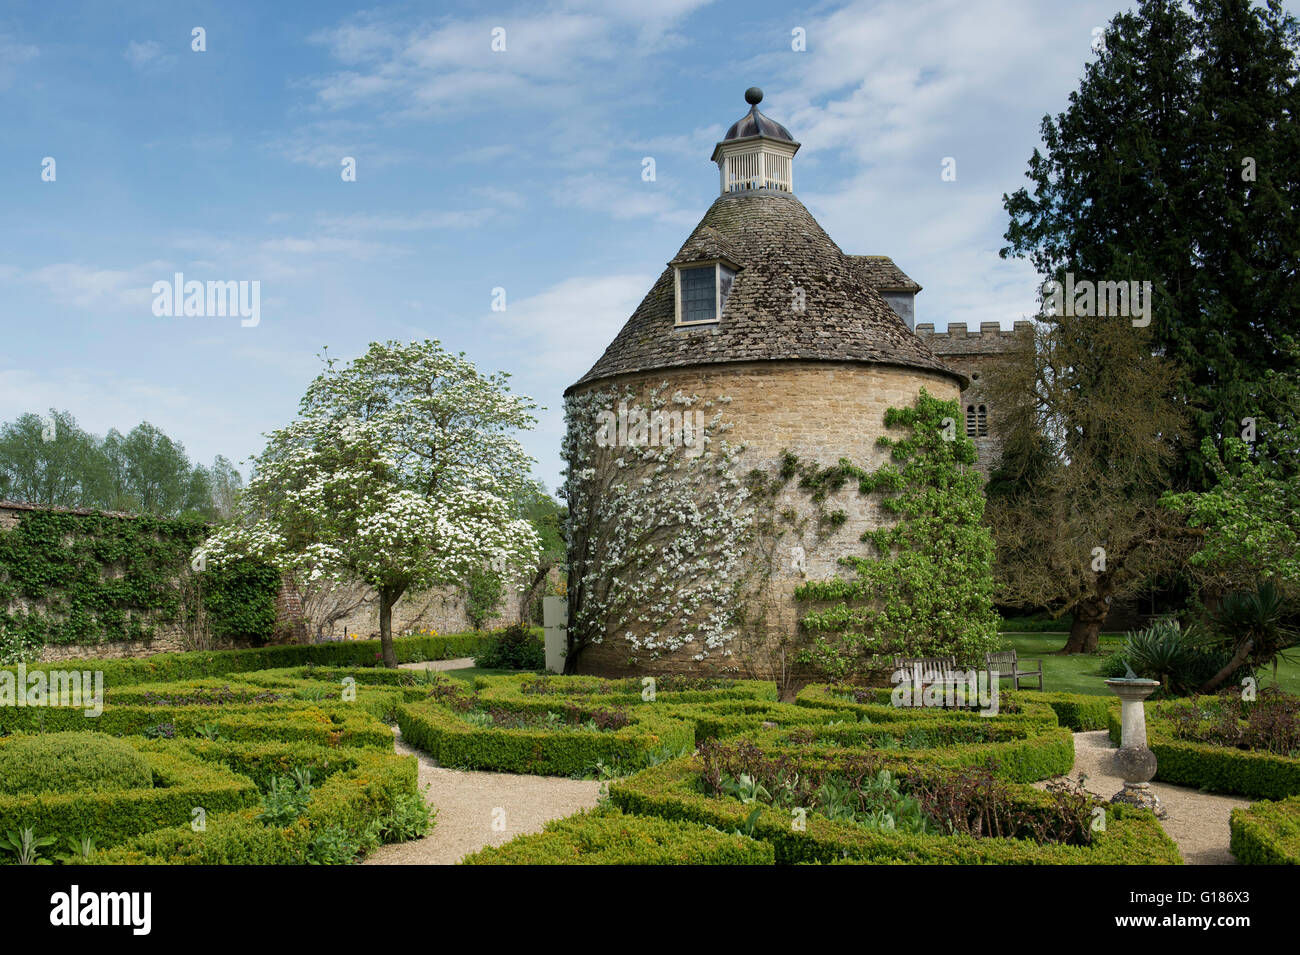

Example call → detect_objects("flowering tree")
199 340 540 666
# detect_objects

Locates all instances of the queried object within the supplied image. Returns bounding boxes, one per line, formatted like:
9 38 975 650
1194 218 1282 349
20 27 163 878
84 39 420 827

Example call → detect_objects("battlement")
915 320 1033 356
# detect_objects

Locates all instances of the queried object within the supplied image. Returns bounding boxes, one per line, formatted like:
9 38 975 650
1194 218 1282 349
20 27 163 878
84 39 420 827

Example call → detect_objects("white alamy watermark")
890 667 999 716
50 886 150 935
595 402 706 458
0 664 103 717
1042 273 1152 327
151 272 260 327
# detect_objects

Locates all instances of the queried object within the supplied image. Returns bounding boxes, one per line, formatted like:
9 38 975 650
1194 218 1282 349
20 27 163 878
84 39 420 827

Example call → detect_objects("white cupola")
710 87 800 195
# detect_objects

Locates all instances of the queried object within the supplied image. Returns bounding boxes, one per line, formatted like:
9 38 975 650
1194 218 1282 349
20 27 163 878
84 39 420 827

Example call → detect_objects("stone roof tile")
568 192 965 392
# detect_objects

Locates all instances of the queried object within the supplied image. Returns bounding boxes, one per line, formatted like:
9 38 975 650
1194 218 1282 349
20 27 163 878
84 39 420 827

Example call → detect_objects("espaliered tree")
793 390 1000 677
199 340 541 667
1002 0 1300 490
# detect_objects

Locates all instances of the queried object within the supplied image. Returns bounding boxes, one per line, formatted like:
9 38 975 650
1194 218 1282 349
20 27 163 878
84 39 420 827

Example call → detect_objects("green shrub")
81 743 419 864
1231 796 1300 864
1111 704 1300 800
0 743 260 846
0 630 494 689
473 624 545 670
0 733 152 796
609 756 1180 865
1114 619 1236 697
0 699 394 749
479 673 779 707
396 697 694 777
1031 692 1118 731
461 807 775 865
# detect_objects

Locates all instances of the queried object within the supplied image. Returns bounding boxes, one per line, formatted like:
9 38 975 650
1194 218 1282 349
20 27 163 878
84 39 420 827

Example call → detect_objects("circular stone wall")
564 359 961 679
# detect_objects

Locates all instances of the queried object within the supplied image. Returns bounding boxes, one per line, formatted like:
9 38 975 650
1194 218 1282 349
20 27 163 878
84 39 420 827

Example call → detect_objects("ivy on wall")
0 510 279 662
790 389 1000 677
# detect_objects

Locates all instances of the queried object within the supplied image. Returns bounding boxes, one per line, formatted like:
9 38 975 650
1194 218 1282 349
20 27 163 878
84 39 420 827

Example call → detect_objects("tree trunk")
378 586 400 668
1059 596 1108 654
1199 638 1253 694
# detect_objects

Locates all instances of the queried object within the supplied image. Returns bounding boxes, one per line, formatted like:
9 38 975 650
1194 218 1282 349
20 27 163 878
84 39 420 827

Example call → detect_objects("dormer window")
674 261 737 326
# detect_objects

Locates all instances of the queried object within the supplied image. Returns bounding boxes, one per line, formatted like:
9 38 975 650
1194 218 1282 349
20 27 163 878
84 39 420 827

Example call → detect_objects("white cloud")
0 34 38 91
123 40 177 74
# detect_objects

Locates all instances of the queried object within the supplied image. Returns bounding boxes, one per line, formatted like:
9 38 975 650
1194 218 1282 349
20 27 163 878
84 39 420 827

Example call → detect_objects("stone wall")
915 321 1033 477
309 579 530 643
567 359 962 682
2 500 538 664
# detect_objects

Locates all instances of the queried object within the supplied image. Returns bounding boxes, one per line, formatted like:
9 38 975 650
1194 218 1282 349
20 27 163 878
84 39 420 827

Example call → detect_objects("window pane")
681 266 716 323
719 266 736 310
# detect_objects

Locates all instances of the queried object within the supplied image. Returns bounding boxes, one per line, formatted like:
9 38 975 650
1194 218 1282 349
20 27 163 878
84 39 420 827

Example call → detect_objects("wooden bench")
985 650 1043 691
893 654 962 688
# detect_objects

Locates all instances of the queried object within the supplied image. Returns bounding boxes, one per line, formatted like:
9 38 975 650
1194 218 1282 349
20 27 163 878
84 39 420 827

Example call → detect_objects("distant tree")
985 312 1197 654
206 455 244 520
198 340 541 667
102 423 196 517
515 481 567 624
0 410 108 509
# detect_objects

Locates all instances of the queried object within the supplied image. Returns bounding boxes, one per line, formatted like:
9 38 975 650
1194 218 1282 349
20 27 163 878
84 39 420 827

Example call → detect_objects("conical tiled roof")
567 192 965 392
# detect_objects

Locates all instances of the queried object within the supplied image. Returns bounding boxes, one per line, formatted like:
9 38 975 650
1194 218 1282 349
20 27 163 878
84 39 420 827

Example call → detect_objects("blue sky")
4 0 1293 492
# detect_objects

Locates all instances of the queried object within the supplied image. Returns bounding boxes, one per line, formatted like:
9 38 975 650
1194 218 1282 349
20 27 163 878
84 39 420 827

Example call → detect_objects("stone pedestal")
1105 678 1166 818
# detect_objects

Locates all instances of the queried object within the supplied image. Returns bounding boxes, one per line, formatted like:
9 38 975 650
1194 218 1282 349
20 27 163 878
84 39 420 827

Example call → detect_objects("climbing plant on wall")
0 509 279 662
791 389 1000 678
562 383 750 668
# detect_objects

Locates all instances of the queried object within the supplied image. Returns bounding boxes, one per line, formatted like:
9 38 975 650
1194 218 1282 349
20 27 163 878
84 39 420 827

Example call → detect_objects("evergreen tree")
1002 0 1300 489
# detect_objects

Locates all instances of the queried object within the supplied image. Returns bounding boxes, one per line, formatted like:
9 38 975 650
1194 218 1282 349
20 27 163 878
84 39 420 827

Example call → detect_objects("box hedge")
1230 796 1300 865
86 742 419 864
1108 709 1300 801
475 673 779 707
0 699 395 750
0 739 260 846
0 630 493 689
609 756 1181 865
395 698 695 776
461 807 775 865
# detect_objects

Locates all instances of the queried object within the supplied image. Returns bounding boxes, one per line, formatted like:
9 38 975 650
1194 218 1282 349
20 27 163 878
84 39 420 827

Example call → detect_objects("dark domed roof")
567 192 965 393
722 88 796 143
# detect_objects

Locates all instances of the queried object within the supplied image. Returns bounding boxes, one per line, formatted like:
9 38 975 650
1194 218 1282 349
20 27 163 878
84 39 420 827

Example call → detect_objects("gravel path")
397 657 476 672
1046 731 1250 865
363 735 602 866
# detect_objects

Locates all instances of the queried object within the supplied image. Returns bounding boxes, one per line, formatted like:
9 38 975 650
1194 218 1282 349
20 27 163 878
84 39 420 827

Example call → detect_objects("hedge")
739 722 1075 784
461 807 775 865
795 683 1062 729
609 756 1181 865
105 674 419 723
0 699 395 750
0 732 152 795
0 739 260 846
475 673 779 707
1108 709 1300 801
1028 692 1118 731
395 698 695 776
1 630 493 689
1230 796 1300 865
86 742 419 864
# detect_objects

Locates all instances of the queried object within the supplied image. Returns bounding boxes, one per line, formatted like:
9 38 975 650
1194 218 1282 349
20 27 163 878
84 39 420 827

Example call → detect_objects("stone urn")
1105 677 1166 818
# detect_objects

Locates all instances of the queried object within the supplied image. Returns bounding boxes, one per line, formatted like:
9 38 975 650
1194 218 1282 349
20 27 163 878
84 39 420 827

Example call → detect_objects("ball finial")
744 87 763 106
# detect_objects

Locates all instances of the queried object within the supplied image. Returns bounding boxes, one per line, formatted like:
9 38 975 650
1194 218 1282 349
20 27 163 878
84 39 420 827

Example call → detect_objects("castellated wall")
915 321 1033 476
567 360 960 682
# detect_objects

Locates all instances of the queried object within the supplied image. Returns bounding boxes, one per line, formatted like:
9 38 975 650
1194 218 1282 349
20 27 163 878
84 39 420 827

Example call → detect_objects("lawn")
995 633 1300 696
